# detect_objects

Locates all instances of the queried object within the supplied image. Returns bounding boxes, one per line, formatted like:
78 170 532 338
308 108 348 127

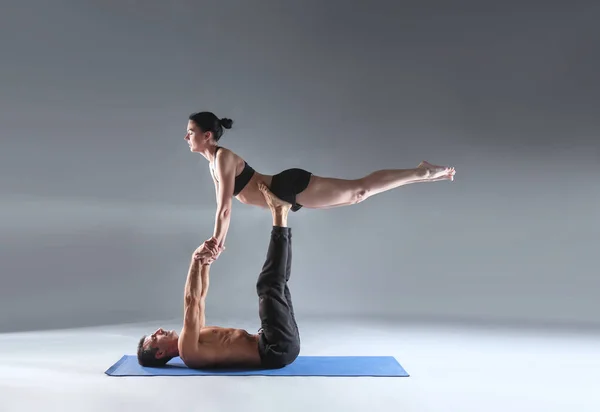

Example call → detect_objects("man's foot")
418 161 456 181
258 182 292 211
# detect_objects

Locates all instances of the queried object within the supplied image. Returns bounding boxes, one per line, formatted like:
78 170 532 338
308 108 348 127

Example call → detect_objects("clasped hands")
193 237 225 264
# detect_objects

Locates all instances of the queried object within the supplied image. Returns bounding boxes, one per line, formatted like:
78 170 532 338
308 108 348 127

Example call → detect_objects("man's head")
137 328 180 367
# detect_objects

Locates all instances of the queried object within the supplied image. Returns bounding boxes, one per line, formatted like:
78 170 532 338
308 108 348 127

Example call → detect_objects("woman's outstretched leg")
296 161 455 209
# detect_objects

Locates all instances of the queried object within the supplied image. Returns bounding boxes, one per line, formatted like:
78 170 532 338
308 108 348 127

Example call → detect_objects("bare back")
182 326 262 369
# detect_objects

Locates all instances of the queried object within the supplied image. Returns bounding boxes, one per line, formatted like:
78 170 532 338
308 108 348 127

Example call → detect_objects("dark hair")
137 335 172 367
189 111 233 142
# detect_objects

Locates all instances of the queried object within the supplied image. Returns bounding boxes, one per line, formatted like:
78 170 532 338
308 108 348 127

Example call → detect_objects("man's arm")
179 252 211 355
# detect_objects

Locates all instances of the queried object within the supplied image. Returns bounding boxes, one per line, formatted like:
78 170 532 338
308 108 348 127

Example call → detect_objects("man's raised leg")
255 183 300 368
284 227 299 338
260 182 299 338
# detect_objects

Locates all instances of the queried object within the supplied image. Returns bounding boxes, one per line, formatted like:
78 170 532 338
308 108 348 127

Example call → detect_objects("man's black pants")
256 226 300 368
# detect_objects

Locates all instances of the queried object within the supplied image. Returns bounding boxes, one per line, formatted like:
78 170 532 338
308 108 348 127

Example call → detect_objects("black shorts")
269 168 312 212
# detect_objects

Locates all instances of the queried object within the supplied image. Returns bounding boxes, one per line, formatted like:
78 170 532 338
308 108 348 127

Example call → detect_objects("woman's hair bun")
220 118 233 129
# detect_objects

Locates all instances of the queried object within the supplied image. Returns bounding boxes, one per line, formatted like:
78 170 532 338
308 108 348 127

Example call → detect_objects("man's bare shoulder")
177 327 202 366
176 326 226 368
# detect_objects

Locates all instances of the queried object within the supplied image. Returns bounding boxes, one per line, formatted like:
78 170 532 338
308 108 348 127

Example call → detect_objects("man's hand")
194 237 225 263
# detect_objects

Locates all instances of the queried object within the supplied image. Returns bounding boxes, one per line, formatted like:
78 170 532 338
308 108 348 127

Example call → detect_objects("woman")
185 111 455 259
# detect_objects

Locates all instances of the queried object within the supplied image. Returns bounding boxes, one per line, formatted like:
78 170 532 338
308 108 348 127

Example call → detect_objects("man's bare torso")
181 326 262 369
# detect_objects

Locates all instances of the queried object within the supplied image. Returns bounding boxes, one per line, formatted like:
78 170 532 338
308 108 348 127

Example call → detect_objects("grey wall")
1 0 599 333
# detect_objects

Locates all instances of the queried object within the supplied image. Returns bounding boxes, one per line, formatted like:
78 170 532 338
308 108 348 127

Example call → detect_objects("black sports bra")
212 146 255 196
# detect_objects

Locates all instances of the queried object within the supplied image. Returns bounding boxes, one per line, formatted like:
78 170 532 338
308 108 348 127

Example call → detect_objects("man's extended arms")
180 239 222 352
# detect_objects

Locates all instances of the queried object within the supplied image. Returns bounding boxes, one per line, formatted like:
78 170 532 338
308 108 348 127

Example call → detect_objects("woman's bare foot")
418 161 456 181
258 182 291 211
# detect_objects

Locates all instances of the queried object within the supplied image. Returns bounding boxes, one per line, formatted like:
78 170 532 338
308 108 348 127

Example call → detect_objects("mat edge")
104 354 128 375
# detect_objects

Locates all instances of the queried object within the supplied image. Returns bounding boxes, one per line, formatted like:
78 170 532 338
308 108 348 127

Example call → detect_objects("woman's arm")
211 150 236 249
209 168 219 203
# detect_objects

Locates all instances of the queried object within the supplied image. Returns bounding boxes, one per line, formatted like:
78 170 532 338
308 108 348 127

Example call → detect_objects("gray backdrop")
1 0 598 333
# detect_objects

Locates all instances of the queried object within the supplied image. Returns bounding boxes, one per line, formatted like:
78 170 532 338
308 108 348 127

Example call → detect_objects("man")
137 182 300 369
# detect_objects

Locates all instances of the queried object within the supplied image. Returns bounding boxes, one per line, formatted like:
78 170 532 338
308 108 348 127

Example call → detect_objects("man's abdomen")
199 328 262 367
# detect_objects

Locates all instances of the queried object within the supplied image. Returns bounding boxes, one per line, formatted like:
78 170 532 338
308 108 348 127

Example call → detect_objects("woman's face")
184 120 211 152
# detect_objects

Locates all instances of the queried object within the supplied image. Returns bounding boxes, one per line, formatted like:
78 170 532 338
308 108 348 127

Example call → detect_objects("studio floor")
1 317 598 412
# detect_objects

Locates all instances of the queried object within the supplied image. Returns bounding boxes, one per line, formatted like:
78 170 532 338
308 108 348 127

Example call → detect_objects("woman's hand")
194 237 225 262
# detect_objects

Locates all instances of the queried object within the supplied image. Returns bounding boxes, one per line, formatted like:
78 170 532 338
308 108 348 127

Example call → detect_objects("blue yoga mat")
105 355 409 377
